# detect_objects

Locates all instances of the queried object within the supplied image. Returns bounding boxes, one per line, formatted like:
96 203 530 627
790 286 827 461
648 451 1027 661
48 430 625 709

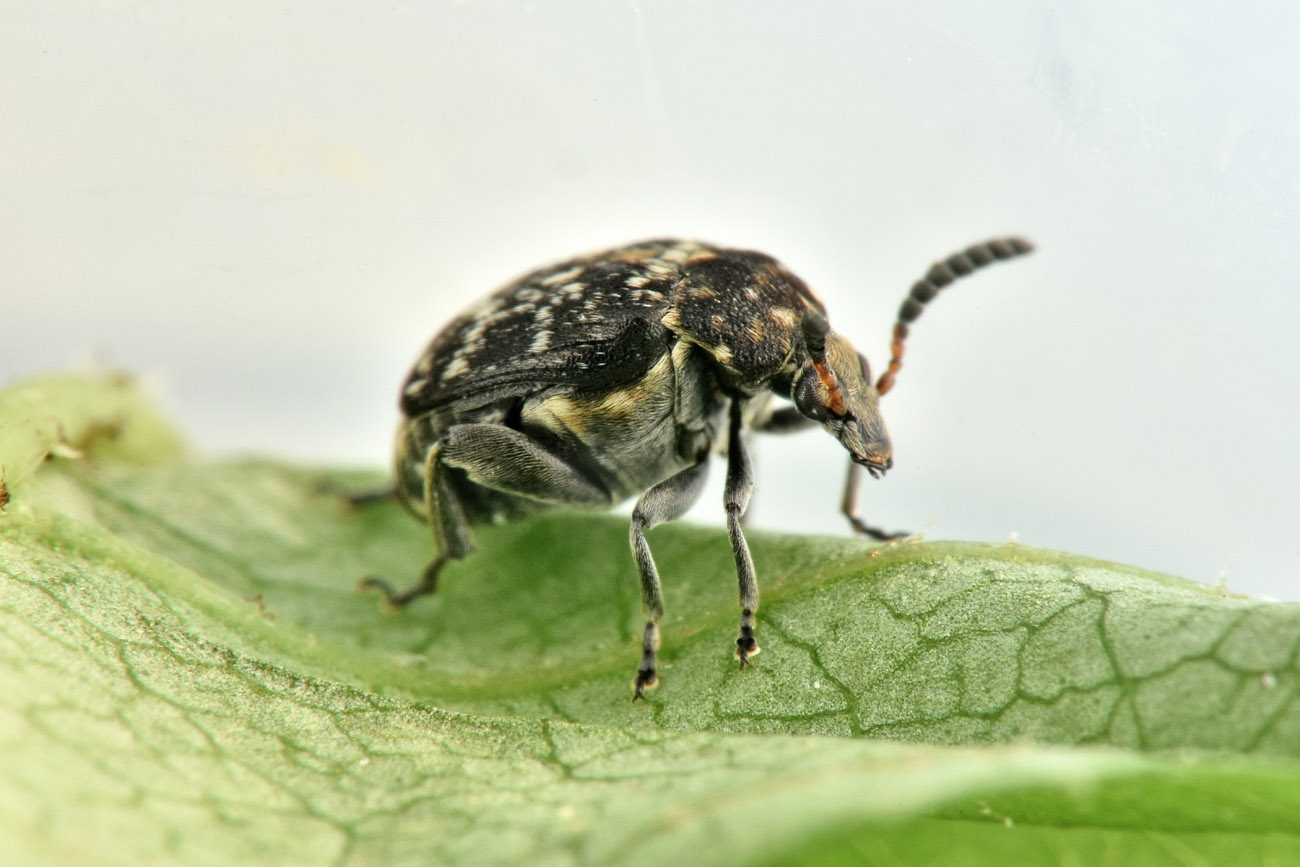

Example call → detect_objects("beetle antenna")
875 236 1034 396
801 312 830 362
801 312 848 415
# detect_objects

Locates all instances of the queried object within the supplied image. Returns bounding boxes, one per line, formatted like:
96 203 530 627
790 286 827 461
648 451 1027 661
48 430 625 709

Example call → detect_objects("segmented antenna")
874 237 1034 397
801 312 830 361
800 312 847 415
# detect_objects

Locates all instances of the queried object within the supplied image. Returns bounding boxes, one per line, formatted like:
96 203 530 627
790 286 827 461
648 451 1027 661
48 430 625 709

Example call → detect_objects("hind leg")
361 423 612 608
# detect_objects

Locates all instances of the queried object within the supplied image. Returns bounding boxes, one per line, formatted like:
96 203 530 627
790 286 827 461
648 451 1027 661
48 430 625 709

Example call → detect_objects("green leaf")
4 373 1300 865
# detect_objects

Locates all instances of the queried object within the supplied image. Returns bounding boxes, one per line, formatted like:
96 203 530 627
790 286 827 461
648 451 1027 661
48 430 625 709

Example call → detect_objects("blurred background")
3 1 1297 598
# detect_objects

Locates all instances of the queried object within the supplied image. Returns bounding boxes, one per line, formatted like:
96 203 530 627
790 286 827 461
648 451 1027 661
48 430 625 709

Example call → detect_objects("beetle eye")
795 365 848 421
794 370 828 421
857 352 872 383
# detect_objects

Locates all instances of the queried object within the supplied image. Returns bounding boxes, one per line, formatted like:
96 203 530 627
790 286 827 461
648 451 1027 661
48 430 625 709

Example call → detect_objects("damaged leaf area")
3 373 1300 866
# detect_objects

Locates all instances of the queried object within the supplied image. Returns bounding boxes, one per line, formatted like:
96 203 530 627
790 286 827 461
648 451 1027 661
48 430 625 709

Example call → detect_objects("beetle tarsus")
358 556 447 609
846 516 909 542
735 608 760 667
633 669 657 701
735 637 760 668
632 621 660 701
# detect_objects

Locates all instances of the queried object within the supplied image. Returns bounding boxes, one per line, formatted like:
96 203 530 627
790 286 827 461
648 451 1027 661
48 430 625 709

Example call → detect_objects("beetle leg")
341 483 397 506
840 459 908 541
360 550 451 609
724 399 761 668
629 459 711 699
363 424 613 609
359 438 476 608
751 404 816 434
437 423 613 504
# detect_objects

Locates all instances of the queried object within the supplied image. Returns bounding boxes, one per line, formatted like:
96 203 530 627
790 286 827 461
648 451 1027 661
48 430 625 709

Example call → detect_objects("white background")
3 1 1297 599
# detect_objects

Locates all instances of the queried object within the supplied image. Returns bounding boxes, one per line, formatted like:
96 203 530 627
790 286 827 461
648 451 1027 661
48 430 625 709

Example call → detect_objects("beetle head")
793 313 893 477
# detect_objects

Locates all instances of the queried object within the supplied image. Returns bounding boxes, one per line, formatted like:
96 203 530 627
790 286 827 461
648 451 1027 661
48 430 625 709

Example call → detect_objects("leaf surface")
3 374 1299 865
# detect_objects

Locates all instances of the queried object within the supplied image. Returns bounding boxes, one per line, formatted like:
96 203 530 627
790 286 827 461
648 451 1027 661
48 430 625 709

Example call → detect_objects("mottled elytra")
361 236 1034 698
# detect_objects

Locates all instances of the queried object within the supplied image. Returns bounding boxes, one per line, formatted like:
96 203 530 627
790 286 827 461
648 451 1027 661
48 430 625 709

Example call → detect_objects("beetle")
362 236 1034 698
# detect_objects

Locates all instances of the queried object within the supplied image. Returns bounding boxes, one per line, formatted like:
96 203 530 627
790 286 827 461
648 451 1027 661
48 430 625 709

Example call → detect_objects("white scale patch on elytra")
629 288 663 308
505 301 539 318
539 264 585 287
439 294 528 381
441 353 472 380
529 302 554 353
643 241 710 279
514 286 545 304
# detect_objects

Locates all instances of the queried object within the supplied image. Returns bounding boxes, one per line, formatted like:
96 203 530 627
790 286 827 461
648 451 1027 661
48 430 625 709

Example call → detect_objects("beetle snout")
854 451 893 479
839 412 892 478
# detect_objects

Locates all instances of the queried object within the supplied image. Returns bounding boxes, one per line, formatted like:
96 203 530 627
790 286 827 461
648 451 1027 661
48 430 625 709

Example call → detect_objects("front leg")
759 407 907 542
362 423 613 608
751 404 816 435
840 460 908 541
725 399 760 666
629 459 711 699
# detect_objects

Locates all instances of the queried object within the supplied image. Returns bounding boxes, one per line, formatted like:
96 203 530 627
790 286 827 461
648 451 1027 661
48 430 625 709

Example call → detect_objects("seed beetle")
363 237 1034 698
